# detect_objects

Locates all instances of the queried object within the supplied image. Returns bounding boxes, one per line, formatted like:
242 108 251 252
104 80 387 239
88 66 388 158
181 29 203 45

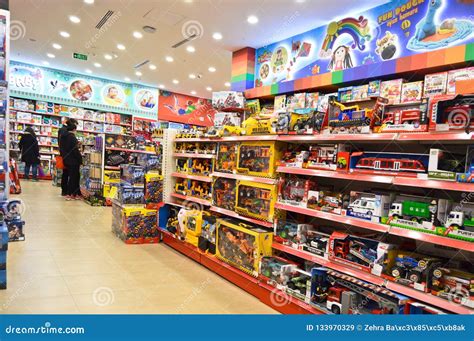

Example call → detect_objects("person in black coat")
19 127 40 181
60 122 83 200
58 118 78 196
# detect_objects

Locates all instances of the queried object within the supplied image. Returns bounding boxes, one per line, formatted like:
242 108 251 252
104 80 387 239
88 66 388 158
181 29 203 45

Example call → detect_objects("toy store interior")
1 0 474 328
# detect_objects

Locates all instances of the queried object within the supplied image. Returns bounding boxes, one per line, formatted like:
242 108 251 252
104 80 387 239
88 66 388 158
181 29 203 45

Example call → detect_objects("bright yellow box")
236 141 282 178
234 180 278 222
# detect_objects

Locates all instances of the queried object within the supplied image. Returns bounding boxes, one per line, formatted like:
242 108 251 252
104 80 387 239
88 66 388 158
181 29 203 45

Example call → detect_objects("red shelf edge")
210 206 274 228
171 172 213 183
171 192 212 206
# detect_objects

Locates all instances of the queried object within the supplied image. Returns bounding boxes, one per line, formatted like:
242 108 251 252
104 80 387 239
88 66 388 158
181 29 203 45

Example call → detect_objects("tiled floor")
1 181 277 314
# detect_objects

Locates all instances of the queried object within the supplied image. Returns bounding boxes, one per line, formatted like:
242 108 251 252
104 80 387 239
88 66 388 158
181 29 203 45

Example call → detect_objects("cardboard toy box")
235 180 278 222
424 72 447 97
380 79 403 104
278 176 317 208
112 203 144 244
346 191 393 223
236 141 282 178
447 67 474 95
428 94 474 132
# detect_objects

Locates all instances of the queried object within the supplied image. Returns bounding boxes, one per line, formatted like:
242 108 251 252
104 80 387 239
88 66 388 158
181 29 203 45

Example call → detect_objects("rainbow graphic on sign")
320 16 371 58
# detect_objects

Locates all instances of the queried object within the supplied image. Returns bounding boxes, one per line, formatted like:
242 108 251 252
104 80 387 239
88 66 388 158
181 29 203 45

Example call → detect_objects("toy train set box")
216 220 273 276
236 141 282 178
235 180 278 222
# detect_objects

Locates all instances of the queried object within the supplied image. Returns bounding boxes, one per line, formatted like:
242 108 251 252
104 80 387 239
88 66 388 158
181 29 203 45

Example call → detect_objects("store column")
231 47 255 92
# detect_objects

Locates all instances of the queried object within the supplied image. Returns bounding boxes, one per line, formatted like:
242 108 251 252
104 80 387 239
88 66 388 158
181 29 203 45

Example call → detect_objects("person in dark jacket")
19 127 40 181
58 118 78 196
60 121 82 200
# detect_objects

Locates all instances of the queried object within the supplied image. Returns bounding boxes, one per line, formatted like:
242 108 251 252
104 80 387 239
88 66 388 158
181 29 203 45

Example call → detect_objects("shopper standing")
60 121 82 200
58 118 77 196
19 127 40 181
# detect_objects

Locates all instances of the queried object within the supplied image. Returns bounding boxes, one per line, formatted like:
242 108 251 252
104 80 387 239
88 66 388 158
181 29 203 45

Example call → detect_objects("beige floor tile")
3 295 79 314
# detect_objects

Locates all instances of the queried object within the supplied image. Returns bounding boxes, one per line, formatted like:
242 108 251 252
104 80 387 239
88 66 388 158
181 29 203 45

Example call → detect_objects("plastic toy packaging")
350 151 429 177
235 180 277 221
190 158 213 176
306 144 350 171
215 142 238 173
118 183 144 205
429 94 474 133
307 189 347 214
144 173 163 209
176 158 189 173
259 256 296 287
237 141 281 178
188 180 211 201
346 191 393 223
212 177 236 211
198 214 217 254
278 176 317 208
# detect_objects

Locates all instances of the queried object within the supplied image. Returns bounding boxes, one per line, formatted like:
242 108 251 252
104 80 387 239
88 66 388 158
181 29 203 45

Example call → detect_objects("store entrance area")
2 182 276 314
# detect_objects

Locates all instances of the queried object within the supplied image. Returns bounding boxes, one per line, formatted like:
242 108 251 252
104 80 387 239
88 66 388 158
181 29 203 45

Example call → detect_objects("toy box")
378 98 429 133
112 203 143 244
305 92 319 109
213 111 241 129
212 177 236 211
447 67 474 95
436 202 474 242
274 220 312 246
105 134 136 150
380 79 403 105
428 148 465 181
260 256 296 287
118 184 144 205
144 173 163 209
428 94 474 132
368 80 381 97
350 151 429 177
235 180 277 222
430 267 474 308
276 111 325 135
287 93 306 111
279 148 309 168
457 145 474 183
278 176 317 208
307 189 347 215
346 191 393 223
274 95 287 113
176 158 189 173
183 210 203 247
190 158 213 176
241 115 276 135
401 81 423 103
198 214 217 254
351 85 369 102
142 208 159 244
215 142 238 173
246 99 260 116
216 219 273 276
306 144 350 171
282 267 312 302
137 154 162 173
120 164 145 186
175 178 188 195
236 141 281 178
212 91 245 110
188 180 211 201
299 228 331 258
424 72 447 97
338 86 353 103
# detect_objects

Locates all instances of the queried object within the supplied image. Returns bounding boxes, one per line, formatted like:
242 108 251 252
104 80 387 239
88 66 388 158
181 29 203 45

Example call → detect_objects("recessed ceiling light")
225 82 231 87
191 91 196 95
59 31 70 38
69 15 81 24
104 54 113 60
93 62 101 68
52 43 62 50
212 32 223 40
46 53 55 58
159 84 165 89
149 64 157 70
186 46 195 53
116 44 126 50
295 0 306 2
84 0 94 4
189 74 196 79
172 79 179 84
247 15 259 24
135 71 142 76
85 69 92 74
124 77 130 82
208 66 216 73
42 61 49 66
206 87 212 91
165 56 174 62
133 31 143 39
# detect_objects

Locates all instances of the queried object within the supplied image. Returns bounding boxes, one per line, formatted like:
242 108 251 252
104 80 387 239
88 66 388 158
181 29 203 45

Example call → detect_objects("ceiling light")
191 91 196 95
143 25 156 33
206 86 212 91
186 46 195 53
59 31 70 38
225 82 231 87
124 77 130 82
52 43 62 50
247 15 259 24
172 79 179 84
212 32 223 40
84 0 94 4
42 61 49 66
104 54 113 60
165 56 174 62
116 44 126 50
69 15 81 24
133 31 143 39
208 66 216 73
93 62 101 68
149 64 157 70
189 74 196 79
135 71 142 76
85 69 92 74
46 53 55 58
159 84 165 89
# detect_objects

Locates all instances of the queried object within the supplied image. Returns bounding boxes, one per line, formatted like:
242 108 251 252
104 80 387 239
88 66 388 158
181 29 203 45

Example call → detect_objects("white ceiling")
10 0 388 99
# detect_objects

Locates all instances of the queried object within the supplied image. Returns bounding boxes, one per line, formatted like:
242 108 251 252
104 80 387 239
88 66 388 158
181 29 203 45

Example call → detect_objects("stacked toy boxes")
0 222 7 289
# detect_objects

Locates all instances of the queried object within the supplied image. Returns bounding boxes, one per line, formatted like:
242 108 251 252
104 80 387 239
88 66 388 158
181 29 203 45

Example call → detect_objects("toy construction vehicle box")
189 158 213 176
378 98 429 133
215 142 238 173
212 177 236 211
236 141 282 178
216 219 273 276
104 170 120 184
212 91 245 110
275 110 327 135
428 94 474 132
235 180 277 222
213 112 241 129
241 115 277 135
346 191 393 223
183 210 203 247
430 267 474 308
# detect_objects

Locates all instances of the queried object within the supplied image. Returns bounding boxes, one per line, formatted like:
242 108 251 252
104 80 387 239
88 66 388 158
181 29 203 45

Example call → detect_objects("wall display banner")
9 61 159 119
254 0 474 87
158 91 216 126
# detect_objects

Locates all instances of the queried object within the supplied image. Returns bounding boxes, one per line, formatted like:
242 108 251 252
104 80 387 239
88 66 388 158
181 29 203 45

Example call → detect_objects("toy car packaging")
436 201 474 243
235 180 277 222
346 191 393 223
274 220 313 247
282 267 312 302
216 219 273 276
378 98 429 133
430 267 474 308
307 189 346 215
198 214 217 254
278 148 309 168
259 256 297 288
306 144 350 171
299 228 330 258
457 145 474 183
428 94 474 133
350 151 429 177
276 110 326 135
428 148 466 181
278 176 317 208
212 177 236 211
215 142 238 173
236 141 282 178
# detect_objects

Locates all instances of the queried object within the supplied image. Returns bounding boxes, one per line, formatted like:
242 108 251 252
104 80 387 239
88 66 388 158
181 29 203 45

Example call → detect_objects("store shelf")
398 131 473 142
393 177 474 192
104 166 120 171
160 229 202 263
106 147 156 155
274 202 474 251
171 172 213 183
211 171 278 185
277 167 393 184
210 206 274 228
172 153 215 159
278 133 398 142
174 135 278 142
171 192 211 206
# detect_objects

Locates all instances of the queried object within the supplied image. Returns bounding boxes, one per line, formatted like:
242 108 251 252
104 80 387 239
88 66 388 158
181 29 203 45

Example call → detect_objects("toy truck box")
276 110 327 135
236 141 282 178
428 148 466 181
429 94 474 132
278 176 317 208
346 191 393 223
457 145 474 183
378 98 429 133
216 219 273 276
259 256 297 288
430 267 474 308
300 229 331 259
278 149 309 168
307 190 346 215
306 144 350 171
235 180 277 222
282 267 312 303
274 220 312 247
436 202 474 243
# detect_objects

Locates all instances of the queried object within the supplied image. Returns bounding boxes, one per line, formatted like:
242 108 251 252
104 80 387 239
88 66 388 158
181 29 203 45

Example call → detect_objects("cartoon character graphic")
104 85 124 106
164 95 197 116
271 46 288 74
375 31 398 60
328 45 353 71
